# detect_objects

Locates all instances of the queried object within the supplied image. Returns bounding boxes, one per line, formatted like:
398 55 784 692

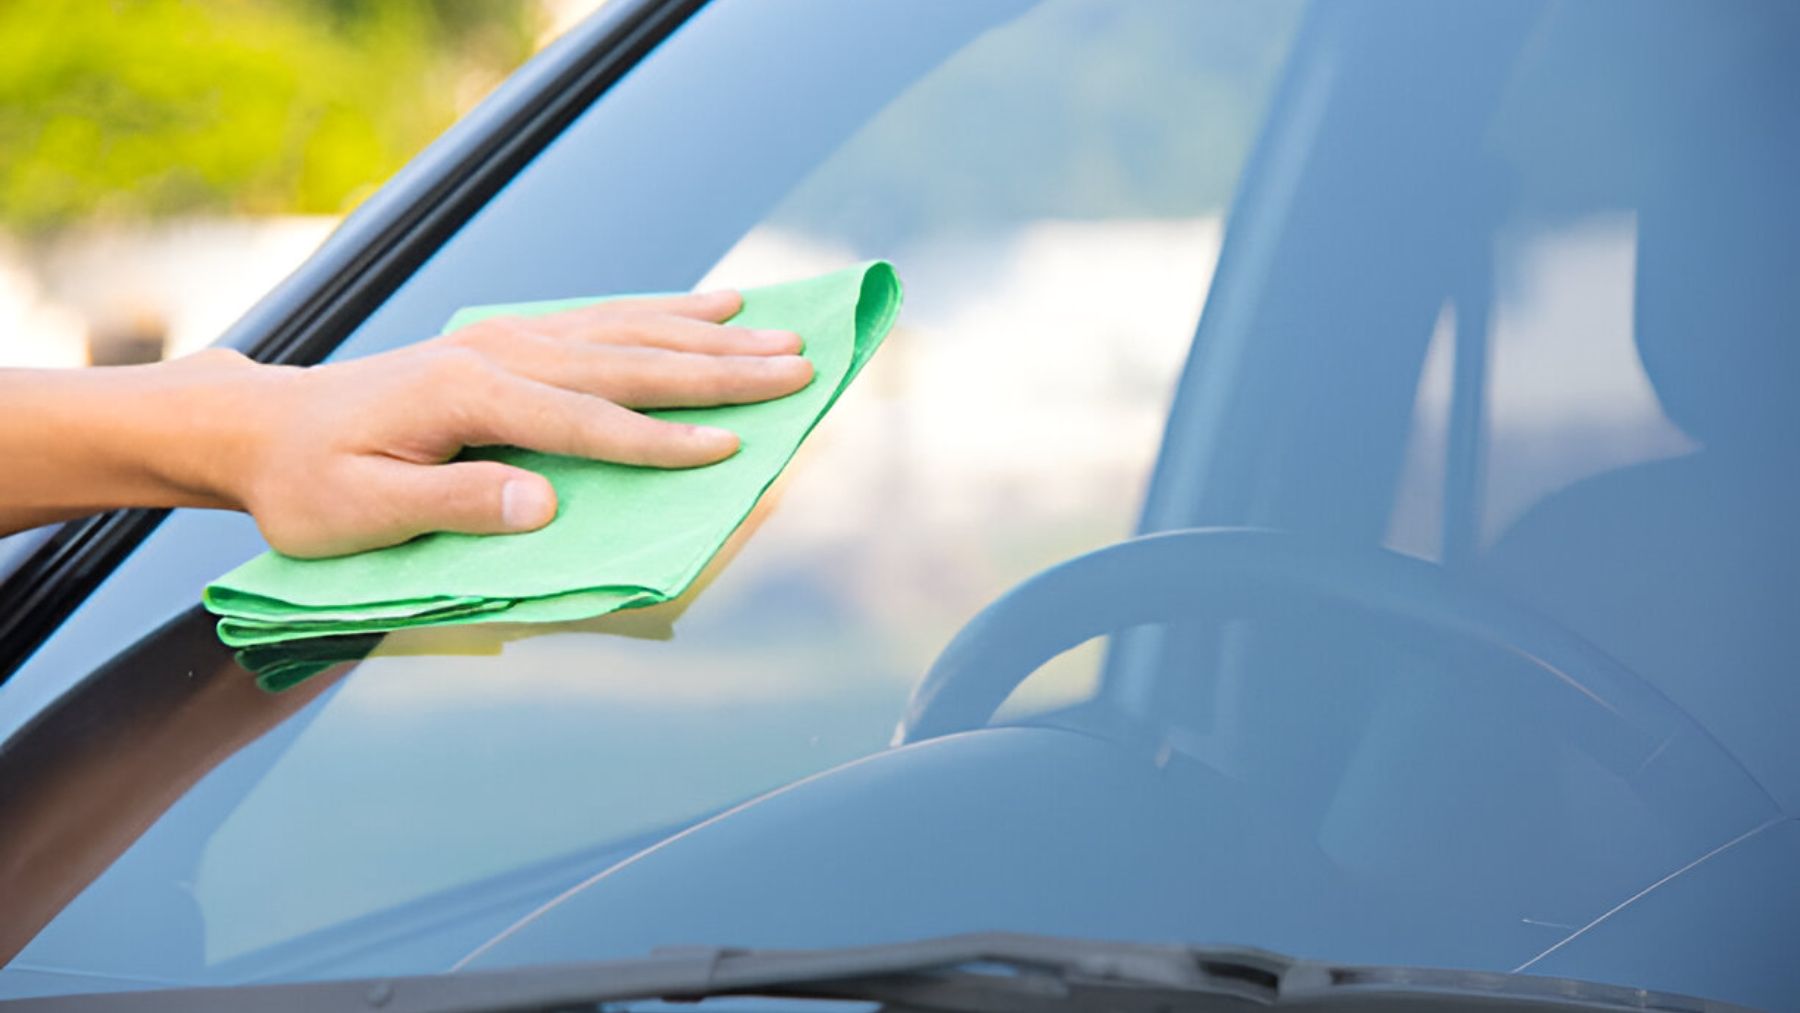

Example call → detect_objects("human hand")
223 288 812 557
0 289 812 558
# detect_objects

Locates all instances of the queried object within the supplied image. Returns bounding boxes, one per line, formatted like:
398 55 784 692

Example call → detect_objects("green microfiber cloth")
233 633 386 692
203 261 901 659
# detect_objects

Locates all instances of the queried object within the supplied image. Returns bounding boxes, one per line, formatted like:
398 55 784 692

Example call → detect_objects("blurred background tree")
0 0 540 237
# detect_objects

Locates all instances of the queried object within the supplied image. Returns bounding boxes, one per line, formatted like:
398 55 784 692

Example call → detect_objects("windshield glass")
4 1 1797 1009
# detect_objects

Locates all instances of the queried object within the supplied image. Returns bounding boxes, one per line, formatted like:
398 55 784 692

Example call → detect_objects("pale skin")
0 288 812 558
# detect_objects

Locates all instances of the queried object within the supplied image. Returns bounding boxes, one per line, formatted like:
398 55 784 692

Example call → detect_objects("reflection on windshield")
0 607 345 969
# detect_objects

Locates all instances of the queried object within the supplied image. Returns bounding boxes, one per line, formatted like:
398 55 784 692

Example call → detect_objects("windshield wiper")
0 932 1752 1013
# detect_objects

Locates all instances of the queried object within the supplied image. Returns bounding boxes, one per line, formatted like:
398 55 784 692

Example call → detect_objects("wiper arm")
0 932 1752 1013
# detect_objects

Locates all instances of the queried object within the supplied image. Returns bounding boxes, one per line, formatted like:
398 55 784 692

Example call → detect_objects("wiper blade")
0 932 1753 1013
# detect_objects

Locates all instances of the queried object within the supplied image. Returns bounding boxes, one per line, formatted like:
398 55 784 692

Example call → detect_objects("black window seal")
0 0 711 686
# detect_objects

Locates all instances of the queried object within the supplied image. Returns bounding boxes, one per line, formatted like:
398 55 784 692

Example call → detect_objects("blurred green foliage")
0 0 538 235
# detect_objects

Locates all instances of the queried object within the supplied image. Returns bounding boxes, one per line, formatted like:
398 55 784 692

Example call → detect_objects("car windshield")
3 1 1798 1009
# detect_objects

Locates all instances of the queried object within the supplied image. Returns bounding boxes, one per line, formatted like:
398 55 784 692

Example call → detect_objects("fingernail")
754 329 803 351
770 354 813 380
502 479 555 531
694 426 740 452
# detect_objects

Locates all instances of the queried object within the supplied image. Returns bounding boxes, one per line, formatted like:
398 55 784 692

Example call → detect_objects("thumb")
380 459 558 540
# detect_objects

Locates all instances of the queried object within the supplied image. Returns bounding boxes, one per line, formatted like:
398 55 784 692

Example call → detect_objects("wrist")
58 351 279 514
131 350 289 513
0 352 292 535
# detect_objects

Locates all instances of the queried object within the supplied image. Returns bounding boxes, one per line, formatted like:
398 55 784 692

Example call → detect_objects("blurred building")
0 217 337 367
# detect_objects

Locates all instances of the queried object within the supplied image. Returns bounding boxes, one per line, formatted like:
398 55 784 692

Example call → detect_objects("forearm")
0 353 258 535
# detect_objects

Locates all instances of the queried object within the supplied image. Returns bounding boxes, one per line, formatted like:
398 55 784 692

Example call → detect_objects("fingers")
494 338 813 408
529 310 801 356
267 460 559 558
450 285 798 356
615 316 800 356
378 460 559 544
453 365 742 468
603 288 743 322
